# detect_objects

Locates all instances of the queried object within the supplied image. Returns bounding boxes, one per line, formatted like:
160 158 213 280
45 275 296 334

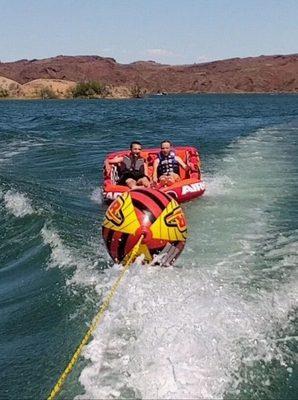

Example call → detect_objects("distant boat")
155 91 168 96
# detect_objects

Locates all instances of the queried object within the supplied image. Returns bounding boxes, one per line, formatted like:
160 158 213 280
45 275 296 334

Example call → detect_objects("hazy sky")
0 0 297 64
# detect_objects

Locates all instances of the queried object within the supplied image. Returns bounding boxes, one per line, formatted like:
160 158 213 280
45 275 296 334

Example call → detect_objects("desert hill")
0 54 297 98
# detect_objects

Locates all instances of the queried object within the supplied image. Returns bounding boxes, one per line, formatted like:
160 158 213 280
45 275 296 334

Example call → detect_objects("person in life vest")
105 141 150 189
153 140 189 186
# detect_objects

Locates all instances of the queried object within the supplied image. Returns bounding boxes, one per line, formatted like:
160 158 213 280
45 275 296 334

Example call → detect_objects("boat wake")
77 265 296 399
73 124 297 399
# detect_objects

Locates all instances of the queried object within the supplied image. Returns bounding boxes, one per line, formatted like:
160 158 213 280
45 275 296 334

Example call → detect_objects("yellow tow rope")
47 235 144 400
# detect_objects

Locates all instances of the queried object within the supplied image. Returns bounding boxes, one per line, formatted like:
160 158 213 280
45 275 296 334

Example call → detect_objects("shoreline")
1 91 298 101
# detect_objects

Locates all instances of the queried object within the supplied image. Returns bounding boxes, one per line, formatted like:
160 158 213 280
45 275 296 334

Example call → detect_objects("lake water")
0 94 297 399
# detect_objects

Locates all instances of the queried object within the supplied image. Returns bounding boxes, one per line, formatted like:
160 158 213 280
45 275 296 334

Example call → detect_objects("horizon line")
1 52 298 67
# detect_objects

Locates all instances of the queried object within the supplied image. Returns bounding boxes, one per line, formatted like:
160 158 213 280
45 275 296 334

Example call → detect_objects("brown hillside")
0 76 23 97
0 54 297 93
22 79 76 98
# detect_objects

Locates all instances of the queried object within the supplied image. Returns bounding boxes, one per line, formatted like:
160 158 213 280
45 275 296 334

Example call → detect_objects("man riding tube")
153 140 189 186
105 141 151 189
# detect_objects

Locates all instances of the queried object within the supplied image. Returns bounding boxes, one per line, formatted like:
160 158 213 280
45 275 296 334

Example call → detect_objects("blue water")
0 95 297 399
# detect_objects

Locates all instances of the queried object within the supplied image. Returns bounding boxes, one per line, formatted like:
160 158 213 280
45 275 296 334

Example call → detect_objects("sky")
0 0 297 65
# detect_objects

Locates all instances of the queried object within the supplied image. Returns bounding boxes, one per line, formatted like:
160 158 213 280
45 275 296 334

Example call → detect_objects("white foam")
3 190 34 217
90 188 103 205
41 226 74 269
77 265 297 400
41 225 108 287
204 174 235 197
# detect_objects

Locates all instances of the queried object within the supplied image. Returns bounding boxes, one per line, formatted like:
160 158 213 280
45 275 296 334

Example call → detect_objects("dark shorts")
117 171 146 185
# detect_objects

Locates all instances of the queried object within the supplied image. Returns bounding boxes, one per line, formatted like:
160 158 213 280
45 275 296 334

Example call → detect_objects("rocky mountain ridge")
0 54 297 98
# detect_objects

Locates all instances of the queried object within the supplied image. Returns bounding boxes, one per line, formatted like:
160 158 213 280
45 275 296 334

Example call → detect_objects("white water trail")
40 223 129 328
75 124 297 399
41 225 108 287
77 265 296 400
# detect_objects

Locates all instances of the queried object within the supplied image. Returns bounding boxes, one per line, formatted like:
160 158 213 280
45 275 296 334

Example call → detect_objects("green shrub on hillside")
0 87 9 98
72 81 106 98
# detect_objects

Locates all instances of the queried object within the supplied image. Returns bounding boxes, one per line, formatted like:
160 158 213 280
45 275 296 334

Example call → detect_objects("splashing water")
3 190 34 217
90 188 103 205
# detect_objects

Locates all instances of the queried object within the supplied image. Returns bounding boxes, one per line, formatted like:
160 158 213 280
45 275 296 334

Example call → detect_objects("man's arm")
176 156 188 170
152 158 160 183
104 156 123 174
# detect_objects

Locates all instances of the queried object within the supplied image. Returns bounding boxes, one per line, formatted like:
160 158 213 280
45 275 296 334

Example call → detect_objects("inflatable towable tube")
103 146 205 203
102 188 187 266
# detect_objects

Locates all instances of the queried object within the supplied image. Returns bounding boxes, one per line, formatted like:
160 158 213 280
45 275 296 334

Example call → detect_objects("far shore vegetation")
70 81 145 99
0 80 147 99
71 81 106 98
0 87 9 98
